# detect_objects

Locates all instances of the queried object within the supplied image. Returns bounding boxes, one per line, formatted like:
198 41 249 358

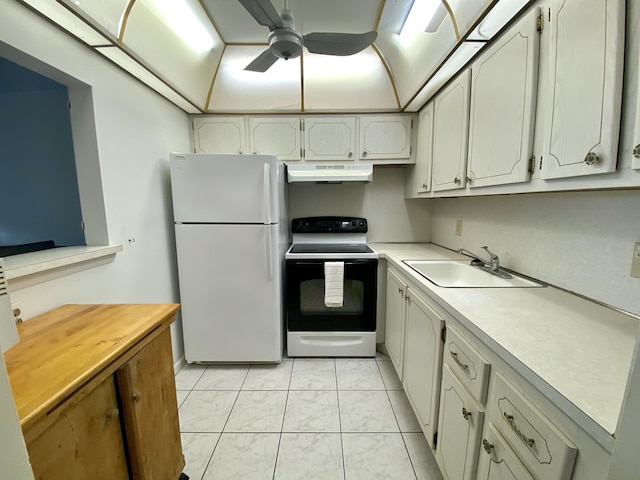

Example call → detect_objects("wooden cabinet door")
435 365 484 480
403 288 444 448
432 70 471 191
476 423 536 480
116 328 184 480
27 377 129 480
414 104 434 194
248 117 302 161
193 116 246 154
303 117 357 161
359 115 413 161
540 0 624 179
467 9 540 188
385 268 407 379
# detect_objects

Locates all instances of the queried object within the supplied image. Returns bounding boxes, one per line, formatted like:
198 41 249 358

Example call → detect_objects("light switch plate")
455 219 463 236
631 242 640 278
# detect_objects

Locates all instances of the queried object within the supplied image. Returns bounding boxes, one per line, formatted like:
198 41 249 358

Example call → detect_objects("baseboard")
174 355 186 375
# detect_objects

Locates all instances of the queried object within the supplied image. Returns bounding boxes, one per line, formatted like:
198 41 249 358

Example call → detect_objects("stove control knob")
359 221 365 227
351 221 357 227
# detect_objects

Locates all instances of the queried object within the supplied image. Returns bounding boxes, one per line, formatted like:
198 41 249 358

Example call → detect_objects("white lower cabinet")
403 287 444 449
385 268 408 379
477 423 536 480
436 365 484 480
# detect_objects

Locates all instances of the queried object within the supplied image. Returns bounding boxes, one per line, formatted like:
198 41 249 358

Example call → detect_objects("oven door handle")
265 226 273 281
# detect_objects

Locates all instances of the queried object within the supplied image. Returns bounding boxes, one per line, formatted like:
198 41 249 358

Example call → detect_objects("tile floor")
175 353 444 480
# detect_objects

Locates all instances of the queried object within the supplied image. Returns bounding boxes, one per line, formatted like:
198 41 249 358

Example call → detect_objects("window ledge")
4 245 123 291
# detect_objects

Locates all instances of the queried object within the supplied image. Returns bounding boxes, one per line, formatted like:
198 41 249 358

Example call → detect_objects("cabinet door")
116 328 184 480
385 268 407 379
193 117 246 154
303 117 357 161
476 423 536 480
27 377 129 480
414 104 434 194
359 115 413 161
248 117 302 161
633 43 640 170
403 288 444 448
432 70 471 191
436 365 484 480
467 9 540 188
540 0 624 179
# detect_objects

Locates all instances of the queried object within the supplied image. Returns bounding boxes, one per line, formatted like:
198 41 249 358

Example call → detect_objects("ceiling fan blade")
238 0 284 30
303 31 378 56
244 48 280 72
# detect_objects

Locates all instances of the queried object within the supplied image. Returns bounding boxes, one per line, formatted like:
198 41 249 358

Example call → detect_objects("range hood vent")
287 164 373 183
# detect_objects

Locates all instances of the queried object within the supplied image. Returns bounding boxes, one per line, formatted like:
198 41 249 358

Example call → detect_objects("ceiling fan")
238 0 378 72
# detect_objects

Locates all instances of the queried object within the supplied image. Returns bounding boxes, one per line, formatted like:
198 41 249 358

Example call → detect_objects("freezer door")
170 153 280 224
175 223 282 362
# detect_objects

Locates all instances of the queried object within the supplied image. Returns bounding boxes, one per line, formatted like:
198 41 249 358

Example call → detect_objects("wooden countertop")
5 304 180 432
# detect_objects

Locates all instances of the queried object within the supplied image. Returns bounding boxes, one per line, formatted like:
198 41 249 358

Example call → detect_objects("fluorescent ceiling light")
144 0 214 53
467 0 533 40
400 0 443 36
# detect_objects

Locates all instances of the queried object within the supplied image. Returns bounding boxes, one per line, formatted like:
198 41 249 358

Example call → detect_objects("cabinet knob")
633 144 640 159
462 407 471 420
106 408 120 420
405 295 411 304
362 151 368 158
422 183 428 189
584 152 599 165
132 392 142 402
398 287 404 295
238 151 243 155
466 176 472 184
454 177 460 185
482 439 494 455
347 152 353 158
253 151 258 155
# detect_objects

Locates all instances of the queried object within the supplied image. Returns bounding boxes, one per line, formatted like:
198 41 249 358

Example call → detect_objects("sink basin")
403 260 544 288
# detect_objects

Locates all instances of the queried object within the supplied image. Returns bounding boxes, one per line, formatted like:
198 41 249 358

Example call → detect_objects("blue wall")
0 57 84 248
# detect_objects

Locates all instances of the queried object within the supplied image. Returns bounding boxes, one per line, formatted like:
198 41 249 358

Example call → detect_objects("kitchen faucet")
457 246 512 279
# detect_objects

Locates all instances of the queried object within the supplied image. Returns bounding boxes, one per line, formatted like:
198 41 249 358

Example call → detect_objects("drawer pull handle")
450 351 469 373
462 407 471 420
482 439 494 454
504 412 535 447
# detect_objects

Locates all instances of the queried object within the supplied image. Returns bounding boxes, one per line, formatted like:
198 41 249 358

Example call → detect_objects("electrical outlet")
455 220 463 237
631 242 640 279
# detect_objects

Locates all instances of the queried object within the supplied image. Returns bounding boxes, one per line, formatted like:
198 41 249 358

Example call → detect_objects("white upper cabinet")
248 117 302 162
193 117 246 154
358 116 413 161
303 117 357 161
432 70 472 192
540 0 625 179
467 9 540 188
407 104 435 196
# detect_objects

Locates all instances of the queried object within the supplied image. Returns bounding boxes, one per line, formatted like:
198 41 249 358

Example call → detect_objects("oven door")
286 259 377 332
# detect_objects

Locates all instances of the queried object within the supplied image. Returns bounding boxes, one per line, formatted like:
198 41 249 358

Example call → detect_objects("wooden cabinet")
431 70 471 192
467 9 540 188
248 117 302 161
406 103 434 197
403 287 444 449
540 0 625 179
436 365 484 480
117 328 184 480
303 117 357 161
28 376 129 480
384 268 408 379
6 304 184 480
193 116 246 154
359 115 412 161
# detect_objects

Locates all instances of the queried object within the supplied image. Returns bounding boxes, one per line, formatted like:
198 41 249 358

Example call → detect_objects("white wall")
287 166 432 242
0 2 190 363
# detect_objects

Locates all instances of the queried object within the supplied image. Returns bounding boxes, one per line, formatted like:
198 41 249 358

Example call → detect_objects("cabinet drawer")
490 373 577 480
444 325 490 404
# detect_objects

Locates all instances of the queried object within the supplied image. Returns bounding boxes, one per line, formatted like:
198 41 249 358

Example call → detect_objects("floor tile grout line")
333 358 348 480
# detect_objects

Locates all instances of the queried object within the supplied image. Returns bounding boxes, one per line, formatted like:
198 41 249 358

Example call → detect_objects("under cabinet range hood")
287 164 373 183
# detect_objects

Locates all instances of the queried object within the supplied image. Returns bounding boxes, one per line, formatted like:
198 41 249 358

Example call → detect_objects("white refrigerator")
170 153 286 363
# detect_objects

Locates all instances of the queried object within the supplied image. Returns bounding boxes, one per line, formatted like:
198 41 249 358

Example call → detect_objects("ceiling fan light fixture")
269 28 303 60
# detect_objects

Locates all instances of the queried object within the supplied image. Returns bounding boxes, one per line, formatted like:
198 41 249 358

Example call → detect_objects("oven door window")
286 259 377 332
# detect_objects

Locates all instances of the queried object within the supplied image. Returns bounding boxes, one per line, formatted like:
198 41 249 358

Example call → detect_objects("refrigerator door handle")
263 162 271 225
265 226 273 281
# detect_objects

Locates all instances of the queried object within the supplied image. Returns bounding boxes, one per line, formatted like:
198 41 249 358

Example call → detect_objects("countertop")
370 242 639 448
5 304 180 432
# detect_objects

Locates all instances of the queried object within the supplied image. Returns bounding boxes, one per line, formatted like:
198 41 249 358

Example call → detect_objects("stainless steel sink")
403 260 544 288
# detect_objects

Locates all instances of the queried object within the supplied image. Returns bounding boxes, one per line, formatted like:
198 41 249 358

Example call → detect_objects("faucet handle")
481 246 497 259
